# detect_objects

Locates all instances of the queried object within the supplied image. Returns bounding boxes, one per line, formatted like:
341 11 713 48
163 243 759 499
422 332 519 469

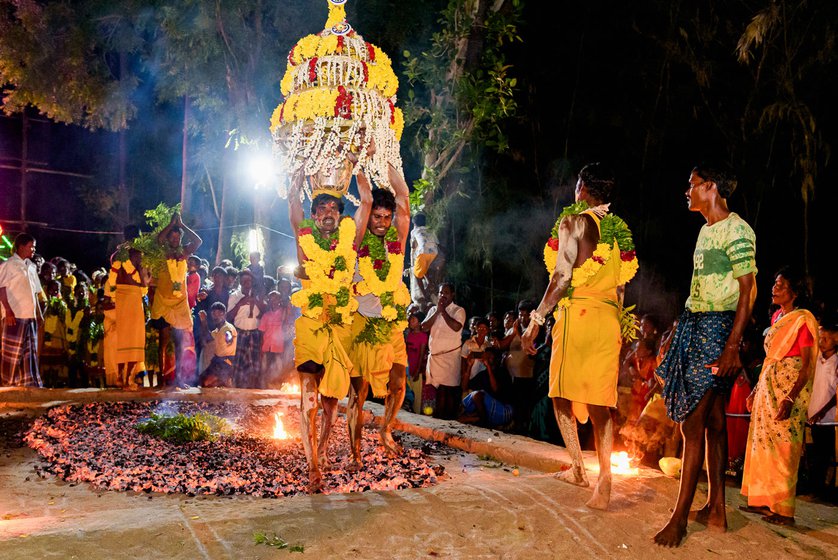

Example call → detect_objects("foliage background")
1 0 837 326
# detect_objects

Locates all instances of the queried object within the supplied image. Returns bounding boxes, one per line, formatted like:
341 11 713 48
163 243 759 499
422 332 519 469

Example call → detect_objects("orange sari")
740 309 818 517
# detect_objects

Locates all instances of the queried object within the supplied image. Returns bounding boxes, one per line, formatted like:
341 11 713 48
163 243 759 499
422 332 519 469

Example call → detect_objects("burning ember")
278 383 301 395
24 401 439 497
610 451 639 475
272 411 291 440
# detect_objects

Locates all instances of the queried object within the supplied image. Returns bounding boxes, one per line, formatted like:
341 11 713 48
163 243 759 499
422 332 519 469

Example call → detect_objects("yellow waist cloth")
115 284 146 364
294 316 354 399
150 264 192 330
350 314 408 398
413 252 437 279
548 241 622 423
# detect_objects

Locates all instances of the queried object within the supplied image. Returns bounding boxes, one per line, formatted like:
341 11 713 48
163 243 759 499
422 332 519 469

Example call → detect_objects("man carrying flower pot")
346 160 412 469
288 164 371 493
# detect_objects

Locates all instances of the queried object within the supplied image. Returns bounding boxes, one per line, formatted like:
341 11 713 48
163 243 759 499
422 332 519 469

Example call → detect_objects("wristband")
531 311 546 326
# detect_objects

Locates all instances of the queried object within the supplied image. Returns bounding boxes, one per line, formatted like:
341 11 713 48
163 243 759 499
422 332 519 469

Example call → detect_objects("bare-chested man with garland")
288 168 371 492
346 161 411 468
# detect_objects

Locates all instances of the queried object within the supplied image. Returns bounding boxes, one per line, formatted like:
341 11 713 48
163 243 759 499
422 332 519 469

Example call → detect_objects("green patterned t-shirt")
685 212 757 312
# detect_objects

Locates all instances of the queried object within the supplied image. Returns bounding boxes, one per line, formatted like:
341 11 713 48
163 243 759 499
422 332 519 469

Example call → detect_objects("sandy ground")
1 390 837 559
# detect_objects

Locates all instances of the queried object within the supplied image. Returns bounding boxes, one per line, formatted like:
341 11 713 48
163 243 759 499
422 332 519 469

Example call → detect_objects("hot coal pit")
24 401 440 497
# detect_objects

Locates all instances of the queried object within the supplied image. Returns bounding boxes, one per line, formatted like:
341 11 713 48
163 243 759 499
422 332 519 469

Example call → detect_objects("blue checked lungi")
657 310 735 423
462 390 513 427
1 319 43 387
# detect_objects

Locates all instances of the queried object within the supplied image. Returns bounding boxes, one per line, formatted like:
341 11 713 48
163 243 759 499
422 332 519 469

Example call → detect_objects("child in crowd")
808 320 838 498
197 302 237 388
65 283 91 387
186 256 201 309
404 311 429 413
259 290 289 387
41 279 68 386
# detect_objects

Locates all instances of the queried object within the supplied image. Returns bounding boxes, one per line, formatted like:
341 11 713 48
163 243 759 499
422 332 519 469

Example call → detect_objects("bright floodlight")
247 154 277 188
248 228 264 256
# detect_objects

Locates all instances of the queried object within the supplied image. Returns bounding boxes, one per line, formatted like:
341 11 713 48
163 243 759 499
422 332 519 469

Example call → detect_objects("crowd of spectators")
2 228 836 502
0 228 298 391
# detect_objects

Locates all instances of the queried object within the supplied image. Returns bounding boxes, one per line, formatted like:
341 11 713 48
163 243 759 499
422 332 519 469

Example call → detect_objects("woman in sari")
740 268 818 526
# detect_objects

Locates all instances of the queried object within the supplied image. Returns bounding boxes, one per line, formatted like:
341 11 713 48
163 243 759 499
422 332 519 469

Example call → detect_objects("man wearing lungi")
654 165 757 547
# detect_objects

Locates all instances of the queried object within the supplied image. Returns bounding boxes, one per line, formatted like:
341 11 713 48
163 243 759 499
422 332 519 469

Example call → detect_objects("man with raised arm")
150 212 202 388
653 165 756 547
347 162 411 467
288 167 371 492
522 163 638 510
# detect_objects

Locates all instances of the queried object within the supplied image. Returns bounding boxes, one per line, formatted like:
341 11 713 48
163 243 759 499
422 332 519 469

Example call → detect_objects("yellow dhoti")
413 252 437 279
150 265 192 330
549 238 622 424
294 315 354 399
350 314 408 398
115 284 146 364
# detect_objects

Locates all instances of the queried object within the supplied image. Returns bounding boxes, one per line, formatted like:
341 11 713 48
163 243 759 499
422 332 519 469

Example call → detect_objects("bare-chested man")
288 169 371 492
523 163 637 510
346 162 411 467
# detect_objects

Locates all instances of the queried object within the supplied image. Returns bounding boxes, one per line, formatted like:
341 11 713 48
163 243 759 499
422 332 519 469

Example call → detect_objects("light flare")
610 451 639 475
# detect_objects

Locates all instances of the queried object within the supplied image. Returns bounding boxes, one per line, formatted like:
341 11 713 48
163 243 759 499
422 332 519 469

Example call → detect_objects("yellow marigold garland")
354 227 410 343
291 217 358 326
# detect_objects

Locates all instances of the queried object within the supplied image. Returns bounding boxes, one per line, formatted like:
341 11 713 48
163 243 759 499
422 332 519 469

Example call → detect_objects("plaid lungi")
1 319 42 387
657 310 735 423
234 330 262 388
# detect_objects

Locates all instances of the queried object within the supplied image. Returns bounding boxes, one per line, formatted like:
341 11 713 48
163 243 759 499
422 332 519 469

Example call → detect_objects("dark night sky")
1 0 836 326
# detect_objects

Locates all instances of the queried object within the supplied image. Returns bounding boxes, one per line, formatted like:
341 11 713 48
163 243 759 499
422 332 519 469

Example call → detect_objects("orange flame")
278 382 301 395
610 451 638 475
272 412 290 440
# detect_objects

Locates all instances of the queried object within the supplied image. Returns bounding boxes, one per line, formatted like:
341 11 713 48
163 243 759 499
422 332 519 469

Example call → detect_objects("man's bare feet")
379 429 403 457
318 453 334 472
308 467 323 494
689 504 727 532
653 519 687 547
585 475 611 510
764 513 795 526
345 457 362 473
554 465 590 487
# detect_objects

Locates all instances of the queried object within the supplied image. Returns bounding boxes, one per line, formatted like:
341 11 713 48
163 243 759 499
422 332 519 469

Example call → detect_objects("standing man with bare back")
653 165 756 547
288 168 371 492
347 161 411 467
522 163 638 510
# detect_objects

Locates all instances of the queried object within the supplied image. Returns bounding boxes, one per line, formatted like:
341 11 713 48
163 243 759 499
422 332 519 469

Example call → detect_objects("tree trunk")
180 96 189 212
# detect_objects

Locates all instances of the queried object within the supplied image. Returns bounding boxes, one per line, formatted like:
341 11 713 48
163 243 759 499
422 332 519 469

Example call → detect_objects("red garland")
329 238 339 250
308 57 319 83
288 45 297 66
366 42 375 62
592 256 605 265
547 237 559 250
361 61 369 84
335 85 353 119
385 241 402 254
299 227 313 235
337 35 344 53
387 99 395 124
278 101 286 124
620 250 636 262
357 245 370 258
373 259 385 270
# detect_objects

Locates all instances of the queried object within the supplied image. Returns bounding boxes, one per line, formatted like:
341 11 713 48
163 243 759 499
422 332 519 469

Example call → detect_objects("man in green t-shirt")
654 165 757 547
